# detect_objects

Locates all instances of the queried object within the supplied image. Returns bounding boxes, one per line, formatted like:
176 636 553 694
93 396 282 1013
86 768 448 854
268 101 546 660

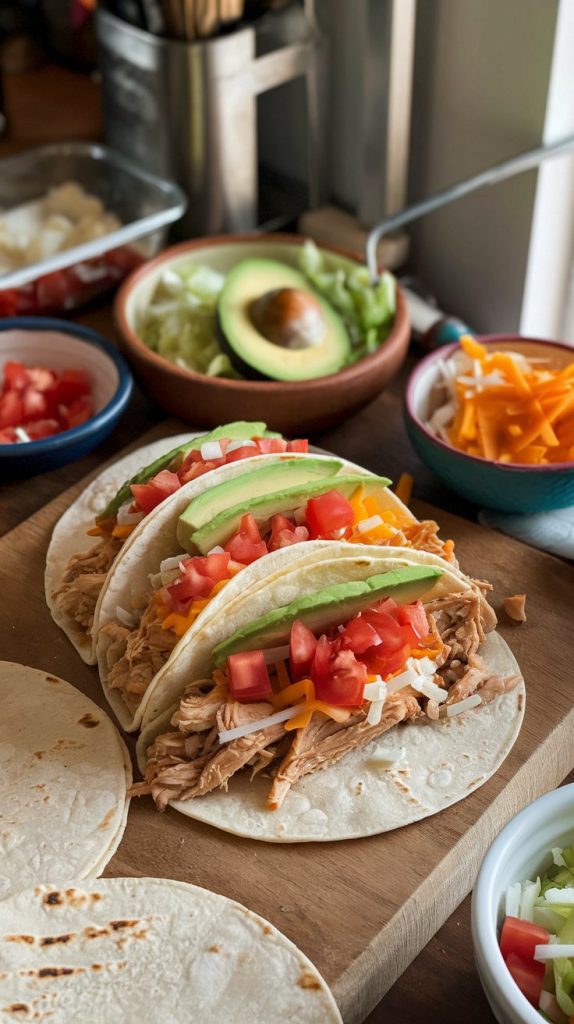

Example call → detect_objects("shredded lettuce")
140 262 238 378
298 240 396 363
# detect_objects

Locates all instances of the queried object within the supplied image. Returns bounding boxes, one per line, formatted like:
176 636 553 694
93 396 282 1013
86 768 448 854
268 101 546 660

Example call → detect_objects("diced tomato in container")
504 951 545 1007
0 360 95 445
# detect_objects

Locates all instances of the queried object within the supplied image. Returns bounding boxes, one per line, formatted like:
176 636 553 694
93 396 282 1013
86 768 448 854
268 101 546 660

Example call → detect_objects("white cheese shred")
442 693 482 717
218 705 300 744
535 944 574 961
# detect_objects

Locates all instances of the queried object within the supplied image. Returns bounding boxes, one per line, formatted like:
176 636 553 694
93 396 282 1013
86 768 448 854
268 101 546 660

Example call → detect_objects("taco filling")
101 481 456 714
133 567 520 812
51 426 305 634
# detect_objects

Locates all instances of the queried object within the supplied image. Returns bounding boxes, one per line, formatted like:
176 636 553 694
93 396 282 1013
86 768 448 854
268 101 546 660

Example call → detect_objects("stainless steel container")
96 6 327 237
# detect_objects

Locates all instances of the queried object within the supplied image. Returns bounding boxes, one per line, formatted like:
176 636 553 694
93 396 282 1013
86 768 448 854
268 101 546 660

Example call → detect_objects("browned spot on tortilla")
43 892 62 906
4 1005 29 1013
78 713 99 729
92 964 102 971
43 796 50 803
6 935 35 944
52 738 83 752
110 920 138 931
518 693 524 712
31 784 45 791
63 889 102 907
133 929 149 940
45 676 60 684
354 781 364 795
33 752 44 760
98 809 115 831
40 934 73 947
84 927 110 939
262 925 272 935
298 971 321 990
468 777 485 789
398 768 409 776
207 945 220 953
29 967 84 978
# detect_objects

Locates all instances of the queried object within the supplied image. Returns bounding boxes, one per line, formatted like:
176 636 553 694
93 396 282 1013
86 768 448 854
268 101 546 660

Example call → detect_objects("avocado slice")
97 421 272 523
218 259 351 382
214 566 442 665
184 474 391 554
177 456 344 544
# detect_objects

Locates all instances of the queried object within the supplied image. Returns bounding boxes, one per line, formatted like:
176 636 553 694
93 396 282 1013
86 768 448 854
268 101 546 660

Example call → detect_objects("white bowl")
471 784 574 1024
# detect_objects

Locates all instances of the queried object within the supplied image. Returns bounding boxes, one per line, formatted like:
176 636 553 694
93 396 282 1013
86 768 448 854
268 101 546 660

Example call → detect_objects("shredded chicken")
445 652 520 705
504 594 527 623
52 534 122 631
100 594 178 713
173 680 227 734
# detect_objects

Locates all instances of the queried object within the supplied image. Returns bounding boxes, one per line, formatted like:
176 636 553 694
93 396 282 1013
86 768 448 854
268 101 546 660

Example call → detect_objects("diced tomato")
0 426 17 443
36 269 75 311
289 620 317 680
227 650 272 702
179 459 223 483
22 386 48 421
340 616 382 654
286 439 308 452
224 444 260 463
130 470 181 515
500 917 550 964
313 645 367 706
362 607 409 651
268 514 309 551
49 368 91 404
254 437 288 454
363 644 410 679
504 952 545 1007
396 600 429 641
225 514 268 564
27 367 57 392
305 490 355 538
166 566 213 610
197 551 231 581
64 395 94 428
0 391 24 428
25 418 60 440
3 362 29 391
240 514 264 543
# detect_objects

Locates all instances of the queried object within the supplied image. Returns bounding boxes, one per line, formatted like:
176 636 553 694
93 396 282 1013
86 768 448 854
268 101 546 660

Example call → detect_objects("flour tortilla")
0 877 342 1023
135 544 481 735
95 453 372 731
136 554 524 843
0 662 131 899
45 434 194 665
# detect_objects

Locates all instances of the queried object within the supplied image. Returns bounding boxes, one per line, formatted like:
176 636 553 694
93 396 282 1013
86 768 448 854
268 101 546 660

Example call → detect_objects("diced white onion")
543 887 574 905
552 848 567 867
200 440 223 460
535 944 574 961
363 678 386 701
225 439 257 453
367 744 406 770
293 506 306 525
218 705 299 744
412 677 447 703
207 545 225 556
519 878 541 922
148 572 163 590
262 645 290 665
442 693 482 717
505 882 522 918
367 699 385 726
15 426 31 443
357 515 383 534
116 501 143 526
160 555 185 575
116 606 138 628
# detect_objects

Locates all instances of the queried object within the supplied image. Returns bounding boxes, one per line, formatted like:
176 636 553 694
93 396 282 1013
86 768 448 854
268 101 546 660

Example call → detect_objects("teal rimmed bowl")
405 336 574 512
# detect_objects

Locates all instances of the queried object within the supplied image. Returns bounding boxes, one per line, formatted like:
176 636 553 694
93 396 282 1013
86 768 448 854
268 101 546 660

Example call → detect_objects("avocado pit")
249 288 326 350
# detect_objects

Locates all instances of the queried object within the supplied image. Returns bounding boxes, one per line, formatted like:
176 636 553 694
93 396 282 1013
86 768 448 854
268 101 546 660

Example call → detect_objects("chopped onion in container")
535 944 574 961
505 882 522 918
553 848 568 867
543 887 574 905
519 877 541 922
218 705 300 744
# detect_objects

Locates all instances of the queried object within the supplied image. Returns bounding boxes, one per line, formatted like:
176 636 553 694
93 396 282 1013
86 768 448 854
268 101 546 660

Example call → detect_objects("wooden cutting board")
2 428 573 1024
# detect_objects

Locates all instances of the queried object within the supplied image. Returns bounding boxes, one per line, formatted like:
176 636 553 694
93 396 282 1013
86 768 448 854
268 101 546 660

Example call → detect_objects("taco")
94 455 463 732
0 877 342 1023
131 553 523 842
0 661 131 899
46 421 305 664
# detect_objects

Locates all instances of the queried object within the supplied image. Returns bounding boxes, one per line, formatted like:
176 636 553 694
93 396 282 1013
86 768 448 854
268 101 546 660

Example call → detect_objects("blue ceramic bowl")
405 335 574 512
0 317 133 475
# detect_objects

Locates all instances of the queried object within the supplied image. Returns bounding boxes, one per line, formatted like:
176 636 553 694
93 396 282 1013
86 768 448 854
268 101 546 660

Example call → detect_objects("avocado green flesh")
186 474 392 554
177 456 344 544
218 258 351 382
214 566 442 665
97 421 271 523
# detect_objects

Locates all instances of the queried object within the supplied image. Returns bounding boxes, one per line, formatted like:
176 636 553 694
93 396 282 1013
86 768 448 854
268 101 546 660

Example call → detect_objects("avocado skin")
186 474 392 555
214 565 443 665
97 422 272 523
217 258 351 382
177 456 344 545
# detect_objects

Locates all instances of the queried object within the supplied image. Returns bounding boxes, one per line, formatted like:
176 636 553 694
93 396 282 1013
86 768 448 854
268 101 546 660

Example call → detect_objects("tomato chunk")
289 620 317 680
130 470 181 514
254 437 288 454
286 439 308 452
225 514 268 565
305 490 355 538
504 951 545 1007
227 650 272 702
313 645 367 706
500 916 550 963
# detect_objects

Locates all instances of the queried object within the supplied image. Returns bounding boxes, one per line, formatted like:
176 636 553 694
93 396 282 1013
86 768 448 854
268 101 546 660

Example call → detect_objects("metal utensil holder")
96 3 327 238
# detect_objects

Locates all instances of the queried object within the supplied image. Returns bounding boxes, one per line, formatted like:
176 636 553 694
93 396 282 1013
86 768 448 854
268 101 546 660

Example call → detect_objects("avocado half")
217 258 351 382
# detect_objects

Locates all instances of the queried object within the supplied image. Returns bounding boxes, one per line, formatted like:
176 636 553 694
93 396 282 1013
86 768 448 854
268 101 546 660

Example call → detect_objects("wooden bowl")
114 234 410 434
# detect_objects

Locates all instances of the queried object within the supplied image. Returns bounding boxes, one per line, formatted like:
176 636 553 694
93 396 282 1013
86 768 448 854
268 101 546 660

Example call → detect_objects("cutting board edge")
333 708 574 1024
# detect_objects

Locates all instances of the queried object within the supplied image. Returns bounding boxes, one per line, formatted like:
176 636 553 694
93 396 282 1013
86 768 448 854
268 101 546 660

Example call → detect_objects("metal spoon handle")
366 135 574 281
